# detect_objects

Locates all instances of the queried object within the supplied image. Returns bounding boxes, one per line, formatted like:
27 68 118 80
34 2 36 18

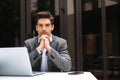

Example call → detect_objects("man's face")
36 18 54 37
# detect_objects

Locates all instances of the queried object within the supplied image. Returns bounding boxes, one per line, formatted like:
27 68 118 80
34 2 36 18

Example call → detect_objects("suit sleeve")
47 40 72 72
24 40 42 67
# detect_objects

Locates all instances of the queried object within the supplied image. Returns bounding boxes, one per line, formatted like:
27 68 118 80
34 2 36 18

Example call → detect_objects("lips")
42 32 46 34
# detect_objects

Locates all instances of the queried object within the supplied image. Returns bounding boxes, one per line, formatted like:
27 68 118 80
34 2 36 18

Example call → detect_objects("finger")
41 35 50 41
44 35 50 41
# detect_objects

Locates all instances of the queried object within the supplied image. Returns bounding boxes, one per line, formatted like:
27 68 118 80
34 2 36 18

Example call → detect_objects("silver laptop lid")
0 47 33 76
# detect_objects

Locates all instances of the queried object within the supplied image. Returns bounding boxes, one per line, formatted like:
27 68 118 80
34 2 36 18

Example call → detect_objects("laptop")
0 47 43 76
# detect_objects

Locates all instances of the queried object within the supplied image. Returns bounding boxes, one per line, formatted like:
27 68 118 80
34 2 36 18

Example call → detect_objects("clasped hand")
37 35 51 52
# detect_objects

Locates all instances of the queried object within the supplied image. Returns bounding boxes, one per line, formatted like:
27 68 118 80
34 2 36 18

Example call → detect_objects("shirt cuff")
36 48 42 55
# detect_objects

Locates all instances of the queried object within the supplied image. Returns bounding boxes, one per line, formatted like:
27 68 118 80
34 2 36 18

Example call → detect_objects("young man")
24 11 71 72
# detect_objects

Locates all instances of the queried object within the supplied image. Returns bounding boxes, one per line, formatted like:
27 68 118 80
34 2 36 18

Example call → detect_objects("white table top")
0 72 97 80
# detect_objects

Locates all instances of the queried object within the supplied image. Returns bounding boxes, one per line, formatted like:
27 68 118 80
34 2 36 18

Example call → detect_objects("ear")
51 24 54 31
35 25 38 31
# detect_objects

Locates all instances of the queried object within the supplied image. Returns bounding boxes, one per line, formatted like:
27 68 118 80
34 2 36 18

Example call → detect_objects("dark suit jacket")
24 35 71 72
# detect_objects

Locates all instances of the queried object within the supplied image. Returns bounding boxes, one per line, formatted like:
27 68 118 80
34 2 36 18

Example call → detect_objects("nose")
43 26 46 30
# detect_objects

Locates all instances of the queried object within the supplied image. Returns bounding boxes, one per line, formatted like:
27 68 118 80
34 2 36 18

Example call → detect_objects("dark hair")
34 11 54 25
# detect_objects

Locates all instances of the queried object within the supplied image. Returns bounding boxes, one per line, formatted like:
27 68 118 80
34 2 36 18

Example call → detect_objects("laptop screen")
0 47 33 76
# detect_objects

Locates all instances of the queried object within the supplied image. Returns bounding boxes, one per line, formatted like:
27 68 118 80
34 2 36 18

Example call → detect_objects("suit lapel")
52 35 56 42
50 35 56 47
34 36 39 47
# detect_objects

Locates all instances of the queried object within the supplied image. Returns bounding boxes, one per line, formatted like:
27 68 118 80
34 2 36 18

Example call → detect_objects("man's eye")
38 24 42 27
46 24 50 27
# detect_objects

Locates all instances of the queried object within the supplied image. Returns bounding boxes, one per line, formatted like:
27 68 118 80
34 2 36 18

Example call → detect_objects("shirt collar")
49 34 52 42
